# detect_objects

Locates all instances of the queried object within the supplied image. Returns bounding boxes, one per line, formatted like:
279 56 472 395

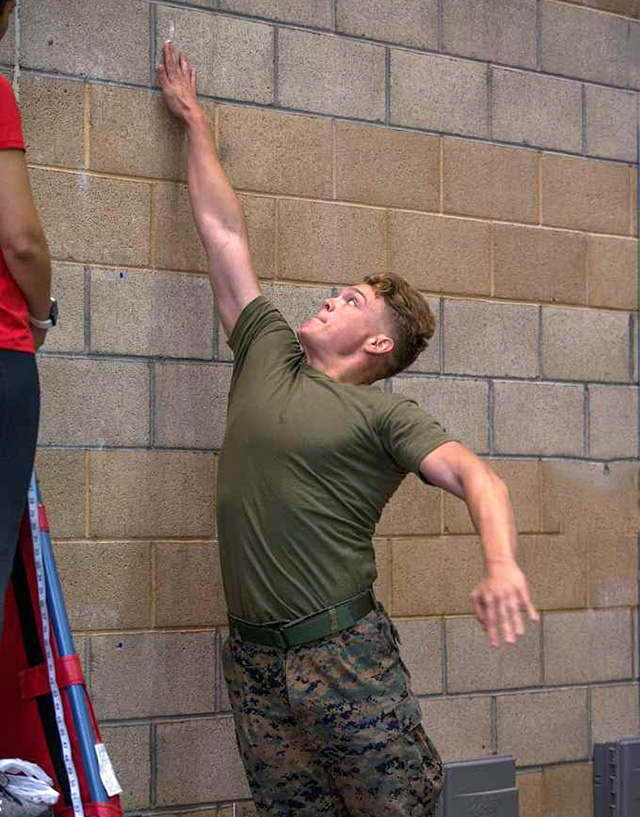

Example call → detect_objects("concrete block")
443 299 539 377
585 0 640 16
493 381 584 456
217 628 232 712
541 460 640 540
376 473 441 537
392 375 489 453
91 632 215 720
54 542 152 631
154 184 275 278
588 235 637 311
591 683 640 744
154 362 233 449
337 0 438 49
38 357 150 447
372 539 392 610
586 85 637 162
156 717 251 805
541 154 632 236
392 617 442 695
156 542 227 628
20 75 84 168
517 771 543 817
589 533 638 608
335 122 440 211
492 68 582 153
218 106 332 198
89 451 216 539
542 764 593 817
517 534 588 611
90 268 215 359
99 725 151 811
590 385 638 459
277 199 387 284
35 449 86 539
21 0 150 84
446 614 542 692
443 138 538 223
544 609 632 684
218 0 333 27
444 459 541 535
156 6 273 104
628 20 640 89
391 536 485 616
390 212 492 297
541 0 627 85
0 13 14 65
542 306 630 382
493 223 587 305
391 51 489 138
45 263 85 354
278 28 386 120
497 688 588 765
30 169 152 268
90 84 215 181
420 696 493 763
442 0 537 68
218 282 332 359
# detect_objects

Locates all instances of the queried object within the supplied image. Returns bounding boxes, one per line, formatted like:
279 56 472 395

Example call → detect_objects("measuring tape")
28 474 85 817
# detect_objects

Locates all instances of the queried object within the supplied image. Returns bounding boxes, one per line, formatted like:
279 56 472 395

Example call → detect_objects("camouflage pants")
222 603 443 816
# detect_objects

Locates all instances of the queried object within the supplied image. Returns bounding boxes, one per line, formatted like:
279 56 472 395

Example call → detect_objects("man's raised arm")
158 41 260 337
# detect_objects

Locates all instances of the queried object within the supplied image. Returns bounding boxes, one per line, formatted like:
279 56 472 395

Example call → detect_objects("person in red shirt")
0 0 57 639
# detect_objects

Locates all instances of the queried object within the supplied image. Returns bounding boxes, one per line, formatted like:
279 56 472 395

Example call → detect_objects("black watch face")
50 299 59 327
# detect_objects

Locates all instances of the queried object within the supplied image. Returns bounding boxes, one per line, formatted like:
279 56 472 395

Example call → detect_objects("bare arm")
157 42 260 337
0 149 52 346
420 441 539 648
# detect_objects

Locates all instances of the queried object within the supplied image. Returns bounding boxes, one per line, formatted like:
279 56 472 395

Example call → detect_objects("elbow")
4 229 49 264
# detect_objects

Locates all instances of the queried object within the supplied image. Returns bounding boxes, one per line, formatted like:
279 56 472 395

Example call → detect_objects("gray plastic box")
594 737 640 817
436 755 518 817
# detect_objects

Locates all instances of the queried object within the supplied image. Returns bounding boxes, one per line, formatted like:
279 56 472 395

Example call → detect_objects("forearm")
462 465 517 568
185 109 247 245
3 232 52 319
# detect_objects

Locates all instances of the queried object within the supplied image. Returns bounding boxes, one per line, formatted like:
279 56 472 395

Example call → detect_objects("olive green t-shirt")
217 297 455 623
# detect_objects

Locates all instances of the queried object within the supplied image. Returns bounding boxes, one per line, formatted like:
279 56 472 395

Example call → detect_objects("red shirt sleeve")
0 75 25 151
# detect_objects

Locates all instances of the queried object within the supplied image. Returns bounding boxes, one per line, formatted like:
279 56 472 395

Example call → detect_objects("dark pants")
0 349 40 639
223 604 443 816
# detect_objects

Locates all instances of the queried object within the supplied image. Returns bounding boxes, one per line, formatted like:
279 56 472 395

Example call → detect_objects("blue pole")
31 473 109 804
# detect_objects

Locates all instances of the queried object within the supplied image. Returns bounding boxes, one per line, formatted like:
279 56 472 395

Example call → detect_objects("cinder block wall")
2 1 639 814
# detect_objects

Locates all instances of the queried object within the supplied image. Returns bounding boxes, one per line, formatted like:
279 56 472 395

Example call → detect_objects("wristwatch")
29 297 59 330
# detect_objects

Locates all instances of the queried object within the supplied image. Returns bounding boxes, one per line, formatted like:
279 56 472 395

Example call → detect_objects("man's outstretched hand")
157 41 200 122
470 561 539 649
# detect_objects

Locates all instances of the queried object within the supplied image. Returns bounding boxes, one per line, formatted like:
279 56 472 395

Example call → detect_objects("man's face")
0 1 16 43
297 283 392 362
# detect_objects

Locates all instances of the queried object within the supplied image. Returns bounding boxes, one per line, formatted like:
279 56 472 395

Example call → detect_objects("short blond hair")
364 273 436 378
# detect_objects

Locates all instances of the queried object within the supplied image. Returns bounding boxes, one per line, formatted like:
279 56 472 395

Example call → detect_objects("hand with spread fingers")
157 40 200 123
470 560 539 649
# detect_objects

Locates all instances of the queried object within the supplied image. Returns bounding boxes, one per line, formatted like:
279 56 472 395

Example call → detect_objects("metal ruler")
27 473 84 817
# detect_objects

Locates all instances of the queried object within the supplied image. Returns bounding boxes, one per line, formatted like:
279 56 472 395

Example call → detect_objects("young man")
158 42 538 817
0 0 56 641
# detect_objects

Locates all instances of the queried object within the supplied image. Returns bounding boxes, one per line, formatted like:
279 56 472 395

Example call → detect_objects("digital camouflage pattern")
222 604 443 816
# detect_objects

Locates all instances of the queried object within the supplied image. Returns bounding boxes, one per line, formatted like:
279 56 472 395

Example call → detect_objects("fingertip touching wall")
2 1 639 815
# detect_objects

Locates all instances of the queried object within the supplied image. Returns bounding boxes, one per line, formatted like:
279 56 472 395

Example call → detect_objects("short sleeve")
0 76 25 152
379 399 457 480
227 295 303 384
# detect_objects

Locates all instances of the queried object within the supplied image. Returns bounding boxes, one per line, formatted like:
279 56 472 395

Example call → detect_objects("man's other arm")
158 42 260 338
0 149 52 348
420 441 539 648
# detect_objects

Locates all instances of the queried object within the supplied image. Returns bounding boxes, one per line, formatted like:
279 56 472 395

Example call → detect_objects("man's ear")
365 335 394 357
